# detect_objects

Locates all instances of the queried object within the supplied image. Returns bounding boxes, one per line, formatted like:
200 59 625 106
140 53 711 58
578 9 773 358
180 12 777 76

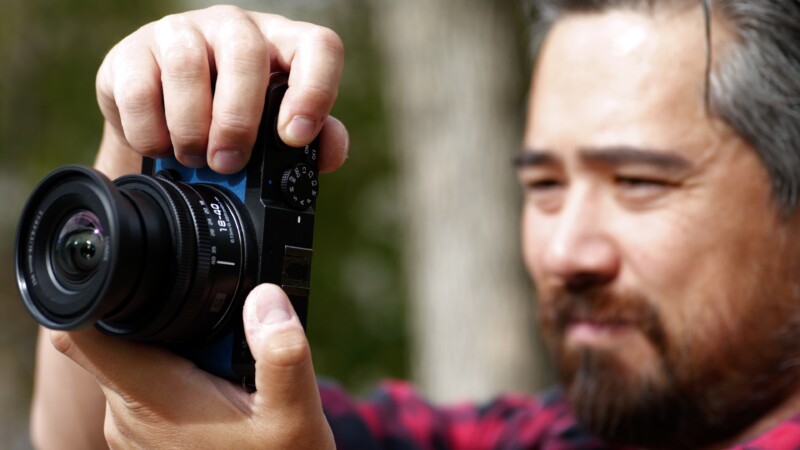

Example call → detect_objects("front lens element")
53 211 105 286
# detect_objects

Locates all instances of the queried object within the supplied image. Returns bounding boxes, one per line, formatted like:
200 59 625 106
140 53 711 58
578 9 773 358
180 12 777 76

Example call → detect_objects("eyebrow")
514 146 693 172
513 150 557 167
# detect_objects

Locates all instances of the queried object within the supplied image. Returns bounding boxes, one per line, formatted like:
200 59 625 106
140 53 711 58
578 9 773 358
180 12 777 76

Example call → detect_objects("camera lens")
15 166 254 342
52 211 105 287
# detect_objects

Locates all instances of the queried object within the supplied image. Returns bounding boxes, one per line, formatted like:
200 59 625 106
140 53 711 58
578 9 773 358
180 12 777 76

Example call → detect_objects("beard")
539 287 800 449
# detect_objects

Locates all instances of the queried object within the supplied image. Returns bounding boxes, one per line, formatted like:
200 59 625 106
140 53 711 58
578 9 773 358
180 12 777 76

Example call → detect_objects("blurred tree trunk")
373 0 550 402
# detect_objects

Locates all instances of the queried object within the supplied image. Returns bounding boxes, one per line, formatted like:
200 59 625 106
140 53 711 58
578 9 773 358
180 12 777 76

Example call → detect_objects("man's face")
521 6 800 447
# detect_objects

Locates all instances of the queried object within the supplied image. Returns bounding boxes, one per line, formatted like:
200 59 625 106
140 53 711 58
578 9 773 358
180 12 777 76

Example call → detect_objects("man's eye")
516 169 564 192
615 176 669 188
520 177 564 211
614 176 677 206
526 179 562 191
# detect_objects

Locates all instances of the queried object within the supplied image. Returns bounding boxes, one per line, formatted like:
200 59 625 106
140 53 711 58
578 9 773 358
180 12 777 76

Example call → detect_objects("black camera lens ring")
92 174 200 339
14 166 145 328
172 183 249 341
96 175 249 344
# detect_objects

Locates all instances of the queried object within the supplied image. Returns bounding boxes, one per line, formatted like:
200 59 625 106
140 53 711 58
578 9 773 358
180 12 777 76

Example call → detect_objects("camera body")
15 73 318 387
144 73 319 384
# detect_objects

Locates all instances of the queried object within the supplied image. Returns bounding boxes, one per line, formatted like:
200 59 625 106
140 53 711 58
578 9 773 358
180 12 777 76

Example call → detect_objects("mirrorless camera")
14 73 319 388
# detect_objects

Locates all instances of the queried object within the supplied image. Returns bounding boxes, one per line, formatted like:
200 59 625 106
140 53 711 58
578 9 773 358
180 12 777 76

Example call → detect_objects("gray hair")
528 0 800 214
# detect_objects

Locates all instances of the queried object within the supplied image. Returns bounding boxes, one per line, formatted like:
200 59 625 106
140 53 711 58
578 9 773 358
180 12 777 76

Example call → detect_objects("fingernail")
253 286 292 325
182 154 206 168
212 150 244 173
286 116 317 144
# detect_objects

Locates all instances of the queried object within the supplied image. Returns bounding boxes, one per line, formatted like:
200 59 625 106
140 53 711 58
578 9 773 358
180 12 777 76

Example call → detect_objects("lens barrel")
15 166 250 344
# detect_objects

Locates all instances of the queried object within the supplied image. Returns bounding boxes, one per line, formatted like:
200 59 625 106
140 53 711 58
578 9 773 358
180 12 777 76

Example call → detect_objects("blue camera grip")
154 158 248 203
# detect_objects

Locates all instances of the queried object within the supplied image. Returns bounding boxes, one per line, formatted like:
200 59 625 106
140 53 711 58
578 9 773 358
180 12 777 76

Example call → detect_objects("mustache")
543 288 667 351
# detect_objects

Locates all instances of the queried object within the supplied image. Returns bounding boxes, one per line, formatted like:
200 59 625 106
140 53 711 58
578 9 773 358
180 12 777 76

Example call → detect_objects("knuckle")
224 43 267 75
115 77 158 117
299 83 338 114
170 128 208 152
218 22 268 74
309 26 345 60
264 327 311 367
115 79 170 154
161 45 207 82
96 52 114 97
154 16 208 82
155 12 185 30
49 331 73 356
206 4 245 18
214 112 256 140
130 133 169 156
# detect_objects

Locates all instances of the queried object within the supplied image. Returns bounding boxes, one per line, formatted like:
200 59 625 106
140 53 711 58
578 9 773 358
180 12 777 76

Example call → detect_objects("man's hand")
31 6 348 449
93 5 348 179
51 285 334 449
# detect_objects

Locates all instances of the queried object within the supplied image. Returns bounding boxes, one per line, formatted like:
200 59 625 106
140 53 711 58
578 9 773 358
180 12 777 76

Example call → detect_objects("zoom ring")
184 184 213 304
152 178 213 341
150 177 197 311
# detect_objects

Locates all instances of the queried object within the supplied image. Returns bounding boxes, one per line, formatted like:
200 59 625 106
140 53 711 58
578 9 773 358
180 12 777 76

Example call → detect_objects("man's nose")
541 191 621 290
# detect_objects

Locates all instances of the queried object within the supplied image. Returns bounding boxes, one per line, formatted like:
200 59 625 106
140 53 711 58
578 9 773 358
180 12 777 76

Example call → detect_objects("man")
30 1 800 449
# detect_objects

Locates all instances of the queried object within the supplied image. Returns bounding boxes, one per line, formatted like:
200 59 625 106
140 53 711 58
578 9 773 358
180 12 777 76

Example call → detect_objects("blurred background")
0 0 550 447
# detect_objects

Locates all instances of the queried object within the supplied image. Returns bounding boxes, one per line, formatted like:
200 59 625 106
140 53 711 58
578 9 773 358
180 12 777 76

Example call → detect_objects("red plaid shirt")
321 380 800 449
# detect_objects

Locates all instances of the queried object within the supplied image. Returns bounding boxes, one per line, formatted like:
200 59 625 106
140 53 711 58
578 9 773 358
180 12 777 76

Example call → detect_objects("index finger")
246 13 345 147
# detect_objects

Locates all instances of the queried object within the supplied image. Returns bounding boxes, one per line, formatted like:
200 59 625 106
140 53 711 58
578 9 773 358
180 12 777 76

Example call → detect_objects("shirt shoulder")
321 380 611 450
729 412 800 450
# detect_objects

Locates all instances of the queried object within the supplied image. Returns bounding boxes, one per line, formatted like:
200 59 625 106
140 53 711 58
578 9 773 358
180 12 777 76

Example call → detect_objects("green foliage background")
0 0 406 446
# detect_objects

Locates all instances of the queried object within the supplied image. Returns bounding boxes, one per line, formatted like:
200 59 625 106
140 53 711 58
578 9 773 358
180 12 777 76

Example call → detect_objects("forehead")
527 7 716 154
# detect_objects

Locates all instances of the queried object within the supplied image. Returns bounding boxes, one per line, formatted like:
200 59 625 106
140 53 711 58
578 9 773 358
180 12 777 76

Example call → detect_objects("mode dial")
280 163 318 210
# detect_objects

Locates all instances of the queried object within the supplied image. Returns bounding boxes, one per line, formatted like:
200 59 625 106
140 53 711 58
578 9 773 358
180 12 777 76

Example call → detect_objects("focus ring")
148 177 213 341
151 177 199 307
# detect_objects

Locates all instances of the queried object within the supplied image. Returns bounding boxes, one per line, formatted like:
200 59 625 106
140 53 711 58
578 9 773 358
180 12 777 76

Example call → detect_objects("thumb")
242 284 322 417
